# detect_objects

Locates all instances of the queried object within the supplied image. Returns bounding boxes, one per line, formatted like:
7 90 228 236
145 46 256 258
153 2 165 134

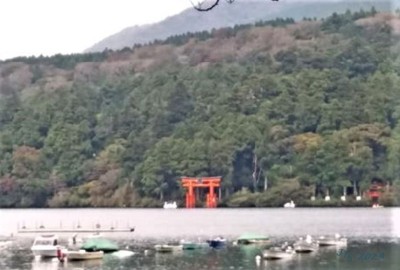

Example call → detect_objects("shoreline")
0 205 398 209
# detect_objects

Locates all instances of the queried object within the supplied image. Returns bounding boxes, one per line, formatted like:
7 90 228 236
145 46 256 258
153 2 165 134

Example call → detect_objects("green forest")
1 9 400 207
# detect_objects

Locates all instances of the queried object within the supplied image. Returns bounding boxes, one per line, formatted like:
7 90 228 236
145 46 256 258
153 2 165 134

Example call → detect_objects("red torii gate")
181 177 221 208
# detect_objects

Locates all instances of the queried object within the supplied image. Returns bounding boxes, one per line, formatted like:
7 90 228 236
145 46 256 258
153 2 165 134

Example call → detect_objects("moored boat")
236 233 269 245
154 244 183 252
30 235 67 258
206 237 226 249
163 201 178 209
81 238 119 253
262 246 294 260
293 235 317 253
66 250 104 261
283 200 295 208
180 240 208 250
317 234 347 247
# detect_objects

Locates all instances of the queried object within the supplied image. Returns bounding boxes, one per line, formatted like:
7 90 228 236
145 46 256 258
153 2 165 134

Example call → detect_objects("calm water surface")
1 208 399 270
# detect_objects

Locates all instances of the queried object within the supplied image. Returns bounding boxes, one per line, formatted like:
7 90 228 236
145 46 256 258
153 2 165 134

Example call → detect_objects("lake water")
1 208 399 269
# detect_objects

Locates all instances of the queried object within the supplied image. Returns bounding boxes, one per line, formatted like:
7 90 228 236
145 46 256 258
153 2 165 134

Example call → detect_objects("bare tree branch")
191 0 279 12
190 0 222 12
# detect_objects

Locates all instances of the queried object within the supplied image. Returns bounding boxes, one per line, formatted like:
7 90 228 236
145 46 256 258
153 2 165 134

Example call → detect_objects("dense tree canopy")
0 9 399 207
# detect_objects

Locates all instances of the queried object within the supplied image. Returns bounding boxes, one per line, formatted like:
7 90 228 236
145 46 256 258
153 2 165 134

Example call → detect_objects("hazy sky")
0 0 193 60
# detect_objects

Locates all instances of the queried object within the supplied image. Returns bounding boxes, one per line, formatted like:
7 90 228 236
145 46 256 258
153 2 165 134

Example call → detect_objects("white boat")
283 200 295 208
66 250 104 261
317 234 347 247
293 235 317 253
31 235 67 258
262 246 294 260
163 201 178 209
372 204 384 208
154 244 183 252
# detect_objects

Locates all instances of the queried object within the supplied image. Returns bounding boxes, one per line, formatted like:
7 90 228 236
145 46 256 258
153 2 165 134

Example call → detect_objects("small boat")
31 235 67 258
236 233 270 245
207 237 226 249
163 201 178 209
66 250 104 261
262 246 294 260
293 235 317 253
154 244 183 252
180 240 208 250
283 200 295 208
81 238 119 253
372 204 384 208
317 234 347 247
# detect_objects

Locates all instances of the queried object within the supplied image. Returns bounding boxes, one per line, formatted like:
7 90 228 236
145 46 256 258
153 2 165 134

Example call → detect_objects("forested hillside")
1 9 400 207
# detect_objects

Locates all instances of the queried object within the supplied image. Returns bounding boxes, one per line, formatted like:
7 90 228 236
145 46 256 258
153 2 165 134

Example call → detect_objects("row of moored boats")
30 234 133 262
28 231 347 262
262 234 347 260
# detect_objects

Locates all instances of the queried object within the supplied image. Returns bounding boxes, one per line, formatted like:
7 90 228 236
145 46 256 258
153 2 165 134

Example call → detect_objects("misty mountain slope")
86 0 393 52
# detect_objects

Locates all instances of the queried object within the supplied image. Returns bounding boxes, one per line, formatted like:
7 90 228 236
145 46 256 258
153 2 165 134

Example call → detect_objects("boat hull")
154 244 183 252
294 243 317 253
31 246 67 258
295 248 315 253
182 243 208 250
318 240 347 247
67 250 104 261
207 240 226 249
294 245 316 253
237 239 269 245
263 251 293 260
293 237 317 253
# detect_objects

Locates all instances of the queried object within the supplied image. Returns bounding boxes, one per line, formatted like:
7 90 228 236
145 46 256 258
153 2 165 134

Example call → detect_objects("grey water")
1 208 399 269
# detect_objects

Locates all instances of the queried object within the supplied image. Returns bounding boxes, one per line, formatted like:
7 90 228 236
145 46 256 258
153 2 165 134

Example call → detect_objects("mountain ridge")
86 0 393 52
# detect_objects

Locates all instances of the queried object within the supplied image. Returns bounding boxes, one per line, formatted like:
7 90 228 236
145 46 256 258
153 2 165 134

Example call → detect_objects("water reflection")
31 258 59 270
261 259 294 270
31 257 103 270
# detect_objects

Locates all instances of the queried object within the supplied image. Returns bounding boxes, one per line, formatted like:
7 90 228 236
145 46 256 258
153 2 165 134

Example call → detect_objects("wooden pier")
17 223 135 234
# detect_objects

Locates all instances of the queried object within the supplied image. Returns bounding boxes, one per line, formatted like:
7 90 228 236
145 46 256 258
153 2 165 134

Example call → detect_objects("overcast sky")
0 0 193 60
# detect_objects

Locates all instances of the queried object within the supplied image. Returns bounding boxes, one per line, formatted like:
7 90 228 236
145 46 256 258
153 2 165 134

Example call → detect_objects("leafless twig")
190 0 279 12
190 0 232 12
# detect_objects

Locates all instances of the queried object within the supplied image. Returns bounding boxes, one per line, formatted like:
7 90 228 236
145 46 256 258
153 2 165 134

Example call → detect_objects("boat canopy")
81 238 119 252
